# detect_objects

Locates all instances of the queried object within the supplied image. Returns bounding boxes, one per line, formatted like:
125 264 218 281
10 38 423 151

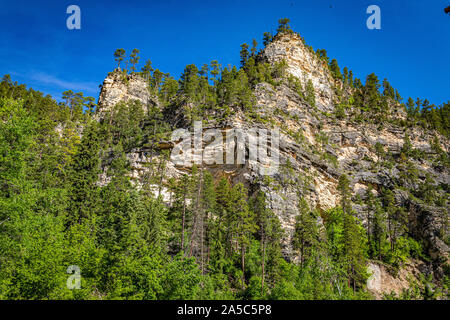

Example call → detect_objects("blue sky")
1 0 449 105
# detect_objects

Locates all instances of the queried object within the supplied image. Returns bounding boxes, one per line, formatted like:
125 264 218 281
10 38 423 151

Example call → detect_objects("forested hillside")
0 19 448 300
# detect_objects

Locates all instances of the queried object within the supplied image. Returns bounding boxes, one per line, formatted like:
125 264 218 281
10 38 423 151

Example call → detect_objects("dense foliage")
0 19 448 300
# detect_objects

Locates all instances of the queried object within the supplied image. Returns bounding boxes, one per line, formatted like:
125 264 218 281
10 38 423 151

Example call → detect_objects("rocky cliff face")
96 70 157 119
96 33 449 298
262 33 336 111
366 259 430 299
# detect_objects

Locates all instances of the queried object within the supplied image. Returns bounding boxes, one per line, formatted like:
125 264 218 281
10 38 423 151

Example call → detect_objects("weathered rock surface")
95 33 449 295
96 70 155 119
262 33 336 112
367 260 430 299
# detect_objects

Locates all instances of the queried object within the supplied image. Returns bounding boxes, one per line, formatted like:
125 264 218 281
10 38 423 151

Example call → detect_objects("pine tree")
372 201 387 261
240 43 250 67
141 59 153 80
343 67 349 85
338 174 351 214
365 186 375 247
113 48 126 69
292 198 318 267
199 64 209 79
364 73 381 112
401 132 413 157
129 49 140 73
251 191 282 295
329 59 343 80
381 189 407 256
62 90 85 120
178 174 190 253
263 32 273 47
316 49 329 64
210 60 221 82
180 64 200 101
342 211 367 291
209 177 232 275
337 175 367 290
305 79 316 108
67 121 101 224
229 183 257 290
382 78 395 99
277 18 292 34
348 70 354 87
250 39 258 57
201 171 216 271
151 69 164 93
160 75 179 102
395 89 402 103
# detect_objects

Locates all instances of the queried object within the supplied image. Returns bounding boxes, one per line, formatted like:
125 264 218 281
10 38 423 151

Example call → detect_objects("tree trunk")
241 245 246 290
378 238 381 261
261 236 266 297
181 191 186 253
189 174 203 257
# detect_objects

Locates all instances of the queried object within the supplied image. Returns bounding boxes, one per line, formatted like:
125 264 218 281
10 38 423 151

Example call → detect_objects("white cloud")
29 72 98 94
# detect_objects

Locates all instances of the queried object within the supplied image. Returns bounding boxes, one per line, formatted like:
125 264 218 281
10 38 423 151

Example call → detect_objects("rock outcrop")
367 260 430 299
262 33 336 112
95 32 449 296
96 69 154 119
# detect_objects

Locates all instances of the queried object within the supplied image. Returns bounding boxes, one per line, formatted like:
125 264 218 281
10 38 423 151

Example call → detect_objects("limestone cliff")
262 33 336 111
95 32 449 299
96 69 157 119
